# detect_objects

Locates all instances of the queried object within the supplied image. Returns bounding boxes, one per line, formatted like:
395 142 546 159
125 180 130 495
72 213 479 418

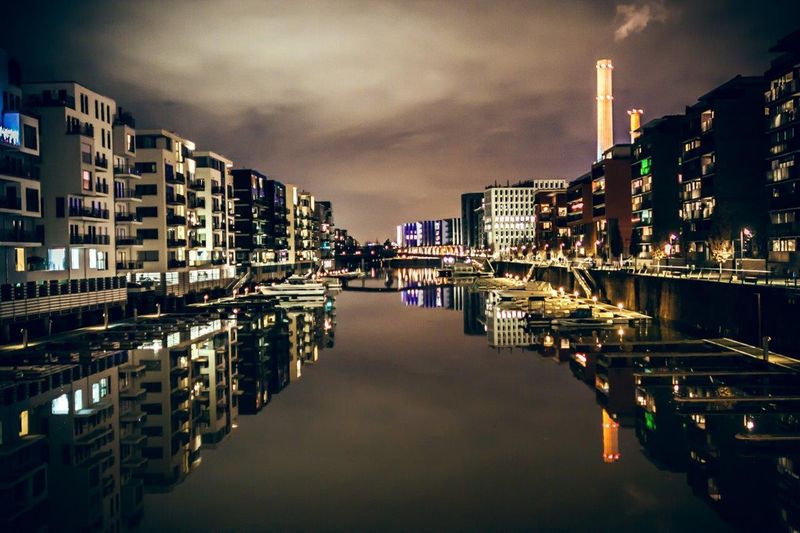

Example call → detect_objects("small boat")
257 275 326 297
438 261 491 278
551 306 614 328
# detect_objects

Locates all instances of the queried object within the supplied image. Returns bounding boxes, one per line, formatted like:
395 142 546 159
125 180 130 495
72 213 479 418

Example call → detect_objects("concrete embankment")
493 261 800 356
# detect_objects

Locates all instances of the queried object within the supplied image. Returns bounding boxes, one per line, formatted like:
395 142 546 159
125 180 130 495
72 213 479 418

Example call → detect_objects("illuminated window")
18 410 29 437
70 248 80 270
14 248 24 272
51 393 69 414
92 382 100 403
74 389 83 411
82 169 92 190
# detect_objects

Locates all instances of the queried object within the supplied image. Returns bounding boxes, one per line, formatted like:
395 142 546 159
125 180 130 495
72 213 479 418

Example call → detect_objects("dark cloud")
2 0 799 239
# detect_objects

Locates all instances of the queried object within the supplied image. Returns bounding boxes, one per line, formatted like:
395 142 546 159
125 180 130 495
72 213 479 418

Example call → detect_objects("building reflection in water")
0 295 336 532
392 269 800 531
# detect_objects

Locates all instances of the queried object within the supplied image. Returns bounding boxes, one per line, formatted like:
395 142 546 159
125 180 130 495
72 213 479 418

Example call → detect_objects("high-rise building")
631 116 683 258
483 179 568 257
460 192 483 251
396 218 459 248
286 185 318 266
765 30 800 273
680 76 767 263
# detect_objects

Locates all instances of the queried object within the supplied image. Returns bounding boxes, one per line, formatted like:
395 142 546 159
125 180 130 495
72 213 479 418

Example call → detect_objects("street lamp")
740 227 752 274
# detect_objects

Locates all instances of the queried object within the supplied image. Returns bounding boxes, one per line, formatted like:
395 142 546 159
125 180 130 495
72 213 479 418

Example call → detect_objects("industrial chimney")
596 59 614 160
627 109 644 143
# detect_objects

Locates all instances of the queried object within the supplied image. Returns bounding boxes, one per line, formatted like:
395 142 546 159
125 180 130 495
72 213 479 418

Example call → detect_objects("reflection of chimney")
596 59 614 160
602 409 620 463
628 109 644 143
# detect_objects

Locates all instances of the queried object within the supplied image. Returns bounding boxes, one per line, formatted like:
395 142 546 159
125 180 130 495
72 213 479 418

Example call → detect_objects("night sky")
3 1 799 240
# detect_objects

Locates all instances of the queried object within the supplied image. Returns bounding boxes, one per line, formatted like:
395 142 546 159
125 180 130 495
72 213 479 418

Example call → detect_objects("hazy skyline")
3 0 799 240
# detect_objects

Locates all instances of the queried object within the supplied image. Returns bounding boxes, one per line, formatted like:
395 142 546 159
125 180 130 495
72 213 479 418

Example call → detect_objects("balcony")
165 172 185 185
166 215 186 226
66 121 94 137
70 206 109 219
167 238 187 248
94 181 109 194
117 261 144 271
114 189 141 202
114 165 141 178
0 160 40 181
189 239 205 248
166 193 186 205
211 257 226 265
189 198 206 209
188 179 205 191
212 204 223 213
70 234 111 245
116 236 144 246
168 259 187 268
0 228 43 244
211 185 224 195
95 155 109 169
115 212 142 223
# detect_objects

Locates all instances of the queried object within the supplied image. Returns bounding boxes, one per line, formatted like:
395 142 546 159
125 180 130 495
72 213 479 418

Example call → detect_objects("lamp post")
739 227 752 274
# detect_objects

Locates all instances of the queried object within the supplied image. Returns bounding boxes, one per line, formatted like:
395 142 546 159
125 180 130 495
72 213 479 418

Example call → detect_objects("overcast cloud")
2 0 798 239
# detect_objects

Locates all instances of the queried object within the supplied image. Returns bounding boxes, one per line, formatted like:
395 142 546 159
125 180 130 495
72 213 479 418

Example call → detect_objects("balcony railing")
114 189 141 200
66 121 94 137
0 196 22 210
70 206 109 219
116 261 144 271
189 198 206 209
168 259 187 268
116 236 143 246
210 185 224 195
167 238 187 248
95 181 109 194
166 193 186 205
70 234 111 245
0 229 43 243
113 165 141 177
166 172 185 185
115 212 142 223
0 160 40 180
188 180 204 191
95 155 109 169
167 215 186 226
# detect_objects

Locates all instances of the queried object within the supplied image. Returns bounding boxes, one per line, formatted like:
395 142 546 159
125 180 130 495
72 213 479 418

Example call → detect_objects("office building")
460 192 484 251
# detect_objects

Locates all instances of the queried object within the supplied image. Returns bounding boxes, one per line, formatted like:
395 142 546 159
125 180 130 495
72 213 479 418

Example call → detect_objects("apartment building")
460 192 484 251
286 185 318 266
680 76 767 263
316 200 334 266
533 190 569 254
483 179 568 257
566 173 593 255
590 145 633 259
631 115 683 258
230 169 290 280
133 130 234 297
765 30 800 273
18 80 127 329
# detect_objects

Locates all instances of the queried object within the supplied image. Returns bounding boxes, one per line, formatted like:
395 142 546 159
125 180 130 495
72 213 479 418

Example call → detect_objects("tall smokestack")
627 109 644 143
596 59 614 160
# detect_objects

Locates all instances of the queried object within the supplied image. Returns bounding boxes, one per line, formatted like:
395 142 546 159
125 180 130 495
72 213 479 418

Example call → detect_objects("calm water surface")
137 274 771 532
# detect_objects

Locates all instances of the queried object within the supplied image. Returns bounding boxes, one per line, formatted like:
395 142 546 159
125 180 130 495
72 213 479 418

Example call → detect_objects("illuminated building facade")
533 190 569 253
630 115 683 258
315 200 334 262
396 218 460 248
483 179 568 257
286 185 318 265
591 145 633 259
765 31 800 272
566 173 593 254
680 76 767 263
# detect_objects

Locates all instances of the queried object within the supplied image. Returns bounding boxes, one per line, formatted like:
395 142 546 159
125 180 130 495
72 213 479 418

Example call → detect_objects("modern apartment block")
20 80 127 326
765 30 800 272
286 185 318 266
133 130 235 297
460 192 484 251
631 115 683 258
533 190 569 253
483 179 568 257
316 200 334 265
566 173 593 255
680 76 767 263
590 145 633 259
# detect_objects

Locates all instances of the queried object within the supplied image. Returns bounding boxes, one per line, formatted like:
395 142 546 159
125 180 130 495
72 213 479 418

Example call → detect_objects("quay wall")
494 261 800 356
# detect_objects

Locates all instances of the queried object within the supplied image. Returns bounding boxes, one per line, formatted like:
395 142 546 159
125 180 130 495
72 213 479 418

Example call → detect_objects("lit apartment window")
51 393 69 414
14 248 24 272
18 410 29 437
82 169 92 190
47 248 66 271
70 249 80 270
74 389 83 411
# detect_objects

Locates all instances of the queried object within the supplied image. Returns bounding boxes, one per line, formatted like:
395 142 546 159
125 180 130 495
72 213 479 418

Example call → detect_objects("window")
82 169 92 190
89 248 97 269
143 447 164 459
18 410 28 437
47 248 66 271
142 382 162 393
96 250 106 270
99 377 109 398
70 248 80 270
134 162 157 174
142 403 162 415
51 393 69 414
74 389 83 411
23 125 37 150
92 382 100 403
14 248 24 272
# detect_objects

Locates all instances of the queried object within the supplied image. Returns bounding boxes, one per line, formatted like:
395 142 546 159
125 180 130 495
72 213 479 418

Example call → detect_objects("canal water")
5 268 797 531
132 269 796 532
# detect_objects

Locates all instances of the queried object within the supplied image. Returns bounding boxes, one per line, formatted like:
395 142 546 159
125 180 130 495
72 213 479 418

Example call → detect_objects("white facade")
484 179 568 256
